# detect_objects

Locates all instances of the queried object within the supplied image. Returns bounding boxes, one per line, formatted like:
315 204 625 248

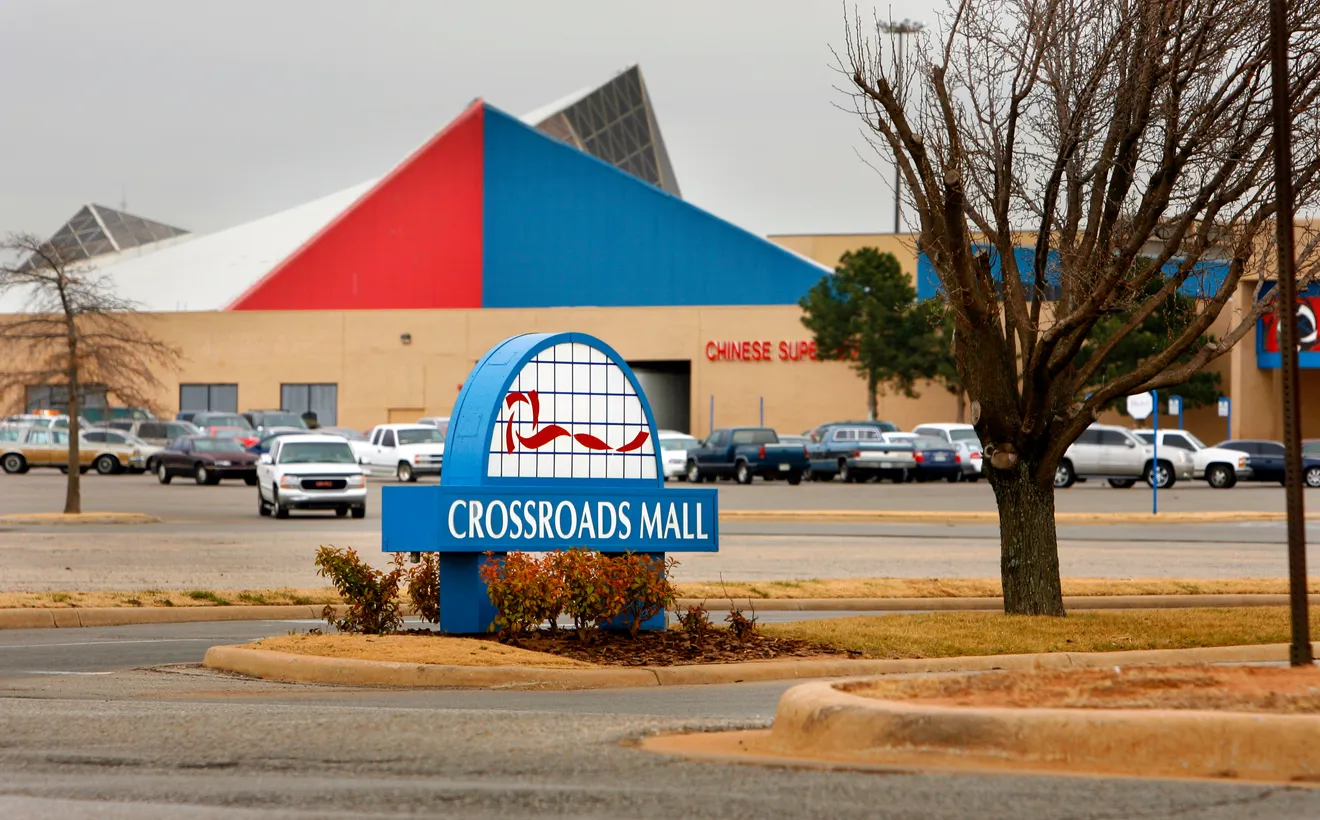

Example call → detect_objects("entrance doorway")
628 360 691 434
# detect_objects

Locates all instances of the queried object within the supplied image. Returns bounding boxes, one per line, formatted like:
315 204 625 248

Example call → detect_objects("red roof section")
227 101 485 310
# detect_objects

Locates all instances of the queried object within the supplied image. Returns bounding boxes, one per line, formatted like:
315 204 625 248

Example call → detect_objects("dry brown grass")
675 577 1320 600
250 634 595 669
761 607 1320 658
0 588 340 609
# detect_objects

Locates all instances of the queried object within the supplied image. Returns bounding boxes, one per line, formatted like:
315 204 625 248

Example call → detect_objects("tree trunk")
987 457 1065 615
955 389 967 423
65 357 80 515
866 374 878 421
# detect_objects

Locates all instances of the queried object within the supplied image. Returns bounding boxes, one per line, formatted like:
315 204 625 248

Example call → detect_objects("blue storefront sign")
382 331 718 633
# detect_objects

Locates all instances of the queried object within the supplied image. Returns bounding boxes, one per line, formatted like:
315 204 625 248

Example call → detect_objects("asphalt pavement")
1 619 1318 819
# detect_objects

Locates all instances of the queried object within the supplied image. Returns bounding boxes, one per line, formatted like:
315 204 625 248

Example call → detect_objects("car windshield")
278 441 355 464
193 438 245 453
949 428 980 442
200 414 252 430
660 436 699 451
1184 433 1208 449
259 413 306 428
398 428 446 445
731 429 779 445
908 436 949 449
164 422 198 438
323 427 366 441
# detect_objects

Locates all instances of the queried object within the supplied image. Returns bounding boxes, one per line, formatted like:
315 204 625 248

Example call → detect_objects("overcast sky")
0 1 934 240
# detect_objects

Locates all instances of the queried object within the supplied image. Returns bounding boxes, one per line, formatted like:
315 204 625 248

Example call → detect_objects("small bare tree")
0 233 179 514
844 0 1320 614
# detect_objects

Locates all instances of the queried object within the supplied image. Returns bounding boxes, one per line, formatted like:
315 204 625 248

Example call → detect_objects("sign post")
1168 395 1183 430
382 332 719 633
1127 392 1157 515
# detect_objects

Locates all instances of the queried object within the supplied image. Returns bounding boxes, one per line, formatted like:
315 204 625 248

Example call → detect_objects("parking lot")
2 471 1317 592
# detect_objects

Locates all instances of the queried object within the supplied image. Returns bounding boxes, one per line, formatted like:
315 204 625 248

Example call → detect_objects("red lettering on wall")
705 340 818 362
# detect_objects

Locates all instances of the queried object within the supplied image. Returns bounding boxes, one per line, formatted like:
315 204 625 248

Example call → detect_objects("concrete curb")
719 509 1301 525
4 594 1315 630
765 652 1320 783
202 641 1305 691
0 512 161 526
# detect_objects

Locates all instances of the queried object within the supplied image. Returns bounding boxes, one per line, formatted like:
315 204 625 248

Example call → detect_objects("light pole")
880 19 923 234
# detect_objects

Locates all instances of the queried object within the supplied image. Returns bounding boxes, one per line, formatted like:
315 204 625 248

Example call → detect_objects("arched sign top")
441 333 662 488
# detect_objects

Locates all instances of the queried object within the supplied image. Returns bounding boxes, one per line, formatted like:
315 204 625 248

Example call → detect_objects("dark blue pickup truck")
686 427 810 485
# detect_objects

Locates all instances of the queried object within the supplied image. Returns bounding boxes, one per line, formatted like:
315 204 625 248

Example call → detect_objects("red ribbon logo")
504 390 649 455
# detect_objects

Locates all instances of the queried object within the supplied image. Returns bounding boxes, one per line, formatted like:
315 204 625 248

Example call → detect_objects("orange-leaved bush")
313 546 406 635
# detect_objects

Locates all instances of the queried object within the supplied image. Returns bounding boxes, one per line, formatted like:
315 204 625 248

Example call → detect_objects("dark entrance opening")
628 360 691 434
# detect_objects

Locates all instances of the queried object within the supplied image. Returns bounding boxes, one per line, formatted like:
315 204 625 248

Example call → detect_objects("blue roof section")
916 246 1229 301
480 105 827 308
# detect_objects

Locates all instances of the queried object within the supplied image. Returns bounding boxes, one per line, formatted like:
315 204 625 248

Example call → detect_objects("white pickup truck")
360 423 446 482
256 434 367 519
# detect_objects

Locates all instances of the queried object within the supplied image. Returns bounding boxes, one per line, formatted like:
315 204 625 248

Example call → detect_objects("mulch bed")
403 627 860 667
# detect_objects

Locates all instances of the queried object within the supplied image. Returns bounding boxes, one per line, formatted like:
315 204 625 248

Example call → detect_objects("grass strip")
761 607 1320 658
0 588 340 609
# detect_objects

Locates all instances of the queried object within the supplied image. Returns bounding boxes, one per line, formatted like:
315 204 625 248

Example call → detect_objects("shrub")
612 554 678 638
314 546 406 635
407 553 441 625
725 604 759 642
479 551 553 635
546 548 617 641
676 603 713 640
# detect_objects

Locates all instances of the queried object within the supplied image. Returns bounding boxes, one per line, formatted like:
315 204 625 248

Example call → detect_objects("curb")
0 512 161 526
718 510 1299 525
202 641 1305 691
5 595 1316 630
763 657 1320 783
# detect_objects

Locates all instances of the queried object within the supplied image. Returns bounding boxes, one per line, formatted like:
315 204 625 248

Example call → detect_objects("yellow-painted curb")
719 509 1297 525
0 512 160 525
760 661 1320 783
202 642 1303 691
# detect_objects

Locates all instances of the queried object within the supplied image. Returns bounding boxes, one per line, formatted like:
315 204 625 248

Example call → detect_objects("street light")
880 19 923 234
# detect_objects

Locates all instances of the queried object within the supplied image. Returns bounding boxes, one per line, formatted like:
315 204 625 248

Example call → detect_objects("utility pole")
1268 0 1311 666
880 19 923 234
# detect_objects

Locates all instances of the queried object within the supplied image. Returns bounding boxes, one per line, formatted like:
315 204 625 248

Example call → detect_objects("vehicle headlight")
346 474 365 487
1239 456 1249 468
279 475 300 488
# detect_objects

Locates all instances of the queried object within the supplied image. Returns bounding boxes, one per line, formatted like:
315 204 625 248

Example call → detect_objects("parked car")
804 419 899 442
912 423 983 481
82 406 154 425
153 436 258 485
176 411 199 423
807 425 915 483
189 413 258 447
361 424 447 482
1056 424 1193 489
0 427 139 475
2 413 89 431
686 427 809 485
256 434 367 519
318 427 372 462
1215 440 1320 487
656 430 699 481
105 419 201 448
246 427 315 455
417 416 450 435
243 410 309 433
880 432 963 482
84 427 159 473
1132 430 1252 488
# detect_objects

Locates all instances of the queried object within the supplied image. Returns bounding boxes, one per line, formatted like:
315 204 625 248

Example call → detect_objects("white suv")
912 422 983 480
361 424 446 482
1055 424 1193 489
1131 429 1252 489
256 435 367 519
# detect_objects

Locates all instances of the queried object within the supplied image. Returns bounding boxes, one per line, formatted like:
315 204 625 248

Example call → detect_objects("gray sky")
0 1 932 240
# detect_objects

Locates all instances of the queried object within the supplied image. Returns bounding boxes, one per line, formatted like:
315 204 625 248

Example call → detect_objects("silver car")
1056 423 1193 489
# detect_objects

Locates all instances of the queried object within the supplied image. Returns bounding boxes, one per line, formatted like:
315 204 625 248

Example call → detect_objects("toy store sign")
705 339 819 361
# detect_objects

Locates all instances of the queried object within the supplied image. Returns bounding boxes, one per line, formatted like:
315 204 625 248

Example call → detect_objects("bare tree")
0 233 179 514
844 0 1320 614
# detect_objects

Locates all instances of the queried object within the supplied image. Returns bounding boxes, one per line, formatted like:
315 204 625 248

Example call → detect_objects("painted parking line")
0 638 224 650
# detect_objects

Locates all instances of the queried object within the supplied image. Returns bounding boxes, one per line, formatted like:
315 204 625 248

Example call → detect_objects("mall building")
0 67 1307 444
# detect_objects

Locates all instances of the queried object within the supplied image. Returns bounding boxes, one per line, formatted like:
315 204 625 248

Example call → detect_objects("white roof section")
518 85 595 127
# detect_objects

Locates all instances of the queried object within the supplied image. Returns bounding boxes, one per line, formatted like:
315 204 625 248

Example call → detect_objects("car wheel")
838 460 852 483
335 506 348 517
1107 478 1137 489
273 489 290 519
351 504 367 519
1 453 26 475
257 491 271 517
1145 461 1175 489
1306 466 1320 488
156 463 172 484
786 470 802 486
735 461 753 485
1205 464 1236 489
946 473 961 484
397 462 415 483
194 465 210 486
1054 460 1076 489
93 455 118 475
243 475 258 486
686 461 703 483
